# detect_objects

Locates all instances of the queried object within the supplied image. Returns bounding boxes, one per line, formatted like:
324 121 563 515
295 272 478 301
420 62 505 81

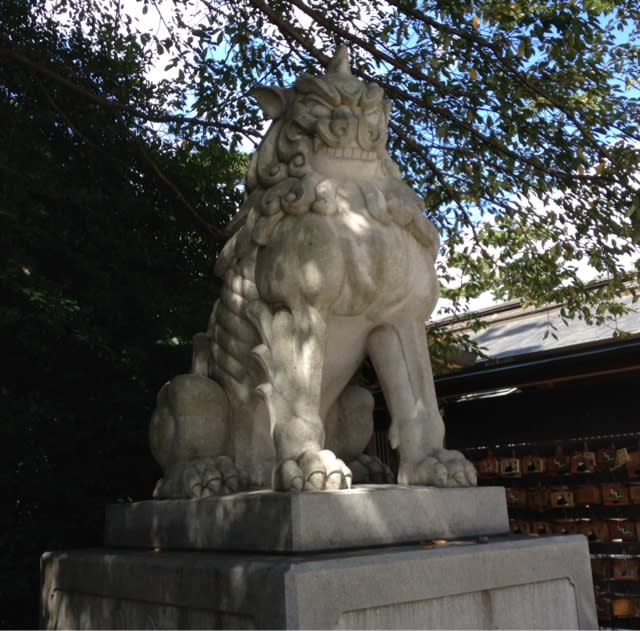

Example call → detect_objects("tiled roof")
435 288 640 363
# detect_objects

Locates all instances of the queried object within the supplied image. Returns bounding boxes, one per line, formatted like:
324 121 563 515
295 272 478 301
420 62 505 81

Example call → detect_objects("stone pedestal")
104 485 509 552
41 487 597 629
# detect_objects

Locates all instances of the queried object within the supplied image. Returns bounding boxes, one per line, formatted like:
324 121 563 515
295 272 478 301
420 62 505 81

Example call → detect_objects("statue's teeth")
324 146 376 160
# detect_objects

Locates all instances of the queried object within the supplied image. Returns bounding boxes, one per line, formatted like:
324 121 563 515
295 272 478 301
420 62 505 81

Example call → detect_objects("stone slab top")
104 484 509 553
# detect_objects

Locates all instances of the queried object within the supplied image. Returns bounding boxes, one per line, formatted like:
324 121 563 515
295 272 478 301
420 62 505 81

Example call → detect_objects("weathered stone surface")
105 485 509 552
148 46 476 498
42 535 597 629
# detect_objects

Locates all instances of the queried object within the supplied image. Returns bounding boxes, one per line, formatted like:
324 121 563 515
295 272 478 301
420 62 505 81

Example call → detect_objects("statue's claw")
398 448 477 488
348 453 395 484
273 449 352 491
153 456 243 499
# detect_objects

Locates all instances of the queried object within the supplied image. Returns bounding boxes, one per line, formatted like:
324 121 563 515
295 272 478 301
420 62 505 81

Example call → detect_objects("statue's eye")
309 103 332 118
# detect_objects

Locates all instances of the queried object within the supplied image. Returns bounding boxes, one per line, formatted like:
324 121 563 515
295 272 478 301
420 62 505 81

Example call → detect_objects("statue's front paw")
398 448 477 487
153 456 243 499
273 449 352 491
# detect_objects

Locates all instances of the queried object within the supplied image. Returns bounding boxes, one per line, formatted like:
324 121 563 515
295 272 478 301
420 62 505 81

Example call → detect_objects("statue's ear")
252 86 288 119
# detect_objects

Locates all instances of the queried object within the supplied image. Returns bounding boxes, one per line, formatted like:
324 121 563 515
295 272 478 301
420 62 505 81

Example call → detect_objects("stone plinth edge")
104 484 508 552
42 535 597 629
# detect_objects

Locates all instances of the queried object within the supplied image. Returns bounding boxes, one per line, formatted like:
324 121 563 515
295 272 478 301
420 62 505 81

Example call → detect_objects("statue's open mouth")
326 147 377 161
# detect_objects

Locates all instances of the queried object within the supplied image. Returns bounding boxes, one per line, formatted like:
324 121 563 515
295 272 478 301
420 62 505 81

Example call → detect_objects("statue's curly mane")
215 59 438 280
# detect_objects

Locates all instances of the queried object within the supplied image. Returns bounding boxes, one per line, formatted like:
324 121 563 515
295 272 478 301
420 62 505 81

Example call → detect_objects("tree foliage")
1 1 640 625
0 2 245 626
5 0 637 319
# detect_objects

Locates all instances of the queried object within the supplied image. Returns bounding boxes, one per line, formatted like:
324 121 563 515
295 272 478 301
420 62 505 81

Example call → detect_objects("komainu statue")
149 47 477 498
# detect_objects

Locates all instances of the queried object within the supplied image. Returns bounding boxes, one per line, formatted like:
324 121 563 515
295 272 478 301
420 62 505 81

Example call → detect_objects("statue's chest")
331 204 433 318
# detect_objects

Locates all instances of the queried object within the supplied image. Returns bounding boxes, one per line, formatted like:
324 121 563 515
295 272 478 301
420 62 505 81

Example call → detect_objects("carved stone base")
41 535 597 629
104 485 509 552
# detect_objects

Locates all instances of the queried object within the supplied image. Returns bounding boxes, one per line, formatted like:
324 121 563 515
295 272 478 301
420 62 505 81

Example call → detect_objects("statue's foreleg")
250 302 352 491
252 214 351 491
367 319 477 487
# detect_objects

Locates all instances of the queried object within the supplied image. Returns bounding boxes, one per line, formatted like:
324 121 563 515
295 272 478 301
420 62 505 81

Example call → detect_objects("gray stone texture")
104 485 509 552
41 535 597 629
148 46 477 498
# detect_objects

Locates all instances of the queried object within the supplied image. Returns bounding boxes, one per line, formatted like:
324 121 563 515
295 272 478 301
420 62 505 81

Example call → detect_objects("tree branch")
386 0 615 161
389 120 479 238
285 0 469 100
26 54 229 243
244 2 610 183
245 0 333 66
36 80 99 151
0 42 257 138
134 138 227 242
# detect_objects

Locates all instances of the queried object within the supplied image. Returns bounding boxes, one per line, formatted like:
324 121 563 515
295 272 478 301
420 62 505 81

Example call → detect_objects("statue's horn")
327 45 351 76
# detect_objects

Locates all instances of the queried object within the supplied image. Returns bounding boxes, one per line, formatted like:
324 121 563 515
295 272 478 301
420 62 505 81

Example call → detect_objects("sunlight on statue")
149 46 477 497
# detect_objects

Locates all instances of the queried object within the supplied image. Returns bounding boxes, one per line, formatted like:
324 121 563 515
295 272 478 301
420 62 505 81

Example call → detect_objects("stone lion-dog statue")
149 47 477 497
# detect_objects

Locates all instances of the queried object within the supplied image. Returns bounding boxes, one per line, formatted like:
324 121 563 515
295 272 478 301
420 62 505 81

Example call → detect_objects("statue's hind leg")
253 214 352 491
325 385 394 484
149 334 242 498
149 373 242 498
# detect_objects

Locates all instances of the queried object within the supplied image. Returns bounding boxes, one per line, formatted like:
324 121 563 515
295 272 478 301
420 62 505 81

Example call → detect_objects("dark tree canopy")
1 2 245 626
